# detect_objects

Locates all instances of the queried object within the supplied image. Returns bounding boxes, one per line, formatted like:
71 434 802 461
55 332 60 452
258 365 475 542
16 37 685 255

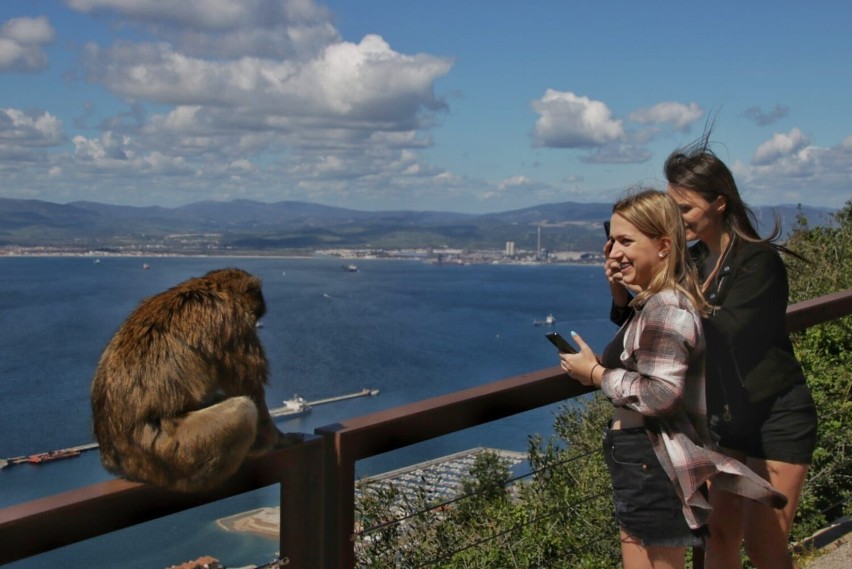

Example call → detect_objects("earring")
658 252 665 258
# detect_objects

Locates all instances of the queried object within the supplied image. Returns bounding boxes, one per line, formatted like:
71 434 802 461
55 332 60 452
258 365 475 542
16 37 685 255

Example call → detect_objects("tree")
785 200 852 541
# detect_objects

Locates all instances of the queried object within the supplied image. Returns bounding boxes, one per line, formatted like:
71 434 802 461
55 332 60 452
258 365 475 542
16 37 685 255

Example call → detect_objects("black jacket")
693 239 806 403
610 239 807 403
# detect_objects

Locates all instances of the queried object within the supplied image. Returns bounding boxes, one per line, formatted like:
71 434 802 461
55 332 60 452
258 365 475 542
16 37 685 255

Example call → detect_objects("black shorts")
603 426 705 548
710 383 817 464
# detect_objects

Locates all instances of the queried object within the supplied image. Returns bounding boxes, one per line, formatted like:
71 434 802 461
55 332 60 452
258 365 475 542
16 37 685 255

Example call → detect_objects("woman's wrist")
589 363 604 387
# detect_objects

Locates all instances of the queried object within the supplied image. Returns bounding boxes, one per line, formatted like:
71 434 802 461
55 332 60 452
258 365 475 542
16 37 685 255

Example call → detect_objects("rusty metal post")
315 424 357 569
279 435 325 568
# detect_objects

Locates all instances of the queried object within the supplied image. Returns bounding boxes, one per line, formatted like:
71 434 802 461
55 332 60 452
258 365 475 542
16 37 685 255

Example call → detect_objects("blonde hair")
612 189 709 315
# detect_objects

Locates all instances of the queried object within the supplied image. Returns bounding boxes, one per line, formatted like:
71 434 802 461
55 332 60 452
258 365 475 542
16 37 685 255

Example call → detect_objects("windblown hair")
613 189 710 316
663 123 802 260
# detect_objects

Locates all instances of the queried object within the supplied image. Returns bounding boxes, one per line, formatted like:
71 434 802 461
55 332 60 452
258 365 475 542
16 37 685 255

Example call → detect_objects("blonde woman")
559 190 786 569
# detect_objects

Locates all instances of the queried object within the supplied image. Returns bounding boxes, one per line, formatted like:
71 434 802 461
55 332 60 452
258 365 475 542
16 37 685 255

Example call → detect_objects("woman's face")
607 213 667 291
666 184 725 243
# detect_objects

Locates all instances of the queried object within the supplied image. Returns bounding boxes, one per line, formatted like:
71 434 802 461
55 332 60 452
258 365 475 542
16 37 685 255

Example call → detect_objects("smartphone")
545 331 578 354
603 220 611 239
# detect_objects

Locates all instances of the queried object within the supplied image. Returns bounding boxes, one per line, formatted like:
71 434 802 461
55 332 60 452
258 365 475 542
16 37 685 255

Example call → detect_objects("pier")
1 443 99 469
270 388 379 419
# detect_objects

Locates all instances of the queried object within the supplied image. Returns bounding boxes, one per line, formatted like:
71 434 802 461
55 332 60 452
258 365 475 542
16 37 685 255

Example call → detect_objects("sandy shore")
216 507 280 540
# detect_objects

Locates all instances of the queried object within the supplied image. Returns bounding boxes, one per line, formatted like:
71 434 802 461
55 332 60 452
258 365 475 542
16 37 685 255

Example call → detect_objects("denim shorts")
710 383 817 464
603 426 705 548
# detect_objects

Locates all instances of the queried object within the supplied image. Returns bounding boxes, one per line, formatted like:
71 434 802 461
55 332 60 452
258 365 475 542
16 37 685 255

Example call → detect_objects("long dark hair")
663 119 811 266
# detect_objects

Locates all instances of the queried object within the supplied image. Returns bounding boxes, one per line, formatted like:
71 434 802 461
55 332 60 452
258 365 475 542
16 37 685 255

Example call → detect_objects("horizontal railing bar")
0 436 324 566
315 366 595 462
787 289 852 332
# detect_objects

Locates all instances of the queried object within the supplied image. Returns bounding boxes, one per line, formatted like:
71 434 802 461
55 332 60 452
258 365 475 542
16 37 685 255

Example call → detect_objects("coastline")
0 248 605 266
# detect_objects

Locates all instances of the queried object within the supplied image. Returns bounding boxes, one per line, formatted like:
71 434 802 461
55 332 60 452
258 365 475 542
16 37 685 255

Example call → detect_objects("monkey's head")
204 268 266 321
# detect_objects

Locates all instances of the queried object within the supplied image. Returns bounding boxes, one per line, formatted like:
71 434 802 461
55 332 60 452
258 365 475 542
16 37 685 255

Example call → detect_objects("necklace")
701 234 736 295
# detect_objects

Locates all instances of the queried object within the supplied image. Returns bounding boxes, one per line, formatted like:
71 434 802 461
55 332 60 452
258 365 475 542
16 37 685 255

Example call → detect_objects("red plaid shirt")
600 288 787 529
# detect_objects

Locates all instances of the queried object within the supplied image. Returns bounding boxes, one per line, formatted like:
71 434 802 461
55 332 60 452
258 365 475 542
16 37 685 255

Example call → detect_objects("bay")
0 256 615 568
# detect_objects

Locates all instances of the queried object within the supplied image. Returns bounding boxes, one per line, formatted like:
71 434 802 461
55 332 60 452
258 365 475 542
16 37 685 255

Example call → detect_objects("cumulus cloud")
84 34 450 128
752 128 810 166
743 104 789 126
740 131 852 207
0 16 55 72
33 0 457 206
628 101 703 131
70 0 339 59
0 108 64 146
531 90 624 148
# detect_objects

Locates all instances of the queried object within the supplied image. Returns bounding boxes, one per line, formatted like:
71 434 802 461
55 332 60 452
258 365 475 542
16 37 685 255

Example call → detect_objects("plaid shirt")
600 288 787 529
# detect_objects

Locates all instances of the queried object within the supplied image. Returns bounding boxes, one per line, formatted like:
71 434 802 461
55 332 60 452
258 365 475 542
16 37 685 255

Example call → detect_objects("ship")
273 395 311 418
342 264 358 272
1 443 98 468
5 449 82 466
533 313 557 326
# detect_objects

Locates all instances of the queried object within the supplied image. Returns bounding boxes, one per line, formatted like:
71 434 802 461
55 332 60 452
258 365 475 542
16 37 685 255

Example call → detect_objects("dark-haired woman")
660 143 817 569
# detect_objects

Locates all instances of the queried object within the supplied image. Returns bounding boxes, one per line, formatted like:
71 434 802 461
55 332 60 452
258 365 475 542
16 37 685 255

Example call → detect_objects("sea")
0 255 616 568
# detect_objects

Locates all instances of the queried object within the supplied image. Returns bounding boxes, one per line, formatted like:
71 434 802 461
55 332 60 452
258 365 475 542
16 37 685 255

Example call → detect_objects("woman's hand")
558 331 603 387
604 238 640 299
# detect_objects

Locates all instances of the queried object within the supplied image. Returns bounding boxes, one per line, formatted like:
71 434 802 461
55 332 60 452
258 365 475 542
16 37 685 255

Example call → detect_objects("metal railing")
1 288 850 568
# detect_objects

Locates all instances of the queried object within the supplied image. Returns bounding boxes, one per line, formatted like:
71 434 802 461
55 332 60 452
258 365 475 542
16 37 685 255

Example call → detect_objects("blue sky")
1 0 850 213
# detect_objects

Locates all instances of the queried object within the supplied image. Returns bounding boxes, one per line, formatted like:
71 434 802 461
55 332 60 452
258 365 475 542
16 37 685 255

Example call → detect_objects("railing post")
279 435 326 568
316 424 357 569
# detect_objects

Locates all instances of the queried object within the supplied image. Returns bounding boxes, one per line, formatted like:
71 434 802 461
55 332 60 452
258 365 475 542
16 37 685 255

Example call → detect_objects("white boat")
533 313 557 326
271 395 311 418
342 264 358 272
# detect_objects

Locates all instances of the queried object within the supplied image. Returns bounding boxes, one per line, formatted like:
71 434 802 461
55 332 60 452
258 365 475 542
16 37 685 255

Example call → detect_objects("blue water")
0 256 615 568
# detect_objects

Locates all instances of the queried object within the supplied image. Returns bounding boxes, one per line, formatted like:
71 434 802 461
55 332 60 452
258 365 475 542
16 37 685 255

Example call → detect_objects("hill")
0 197 834 255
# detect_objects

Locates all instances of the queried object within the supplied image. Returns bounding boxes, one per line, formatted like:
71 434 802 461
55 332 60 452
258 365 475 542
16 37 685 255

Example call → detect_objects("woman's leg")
704 448 747 568
742 458 809 569
703 487 745 568
620 529 686 569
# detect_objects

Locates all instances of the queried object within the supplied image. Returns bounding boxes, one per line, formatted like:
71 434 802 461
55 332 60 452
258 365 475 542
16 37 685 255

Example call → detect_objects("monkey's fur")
91 268 298 492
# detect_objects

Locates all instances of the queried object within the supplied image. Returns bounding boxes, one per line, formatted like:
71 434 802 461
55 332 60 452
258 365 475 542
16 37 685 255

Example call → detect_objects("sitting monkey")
91 268 300 492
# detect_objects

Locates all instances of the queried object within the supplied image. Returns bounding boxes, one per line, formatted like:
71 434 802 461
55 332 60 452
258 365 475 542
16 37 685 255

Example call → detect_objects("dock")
269 388 379 419
1 443 99 469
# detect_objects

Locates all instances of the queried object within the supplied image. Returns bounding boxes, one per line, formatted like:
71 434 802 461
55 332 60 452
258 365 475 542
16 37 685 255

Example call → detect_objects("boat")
533 314 557 326
342 264 358 272
142 263 150 270
18 449 81 465
272 395 312 418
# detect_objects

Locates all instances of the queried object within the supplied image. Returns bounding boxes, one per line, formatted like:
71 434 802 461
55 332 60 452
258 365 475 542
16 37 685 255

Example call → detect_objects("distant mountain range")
0 197 835 254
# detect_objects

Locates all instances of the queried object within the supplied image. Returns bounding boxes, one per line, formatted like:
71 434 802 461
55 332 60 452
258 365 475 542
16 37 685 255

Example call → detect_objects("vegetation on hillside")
353 201 851 567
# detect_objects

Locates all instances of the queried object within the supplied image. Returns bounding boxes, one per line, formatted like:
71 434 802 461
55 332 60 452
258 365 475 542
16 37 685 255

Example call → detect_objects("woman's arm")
600 300 700 416
705 245 789 344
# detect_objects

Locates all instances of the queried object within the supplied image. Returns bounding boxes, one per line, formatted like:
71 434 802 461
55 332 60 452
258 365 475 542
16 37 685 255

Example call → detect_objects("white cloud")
628 101 703 131
0 108 64 145
751 128 811 165
0 16 55 72
69 0 341 60
499 175 534 190
531 90 624 148
741 131 852 207
84 34 451 131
